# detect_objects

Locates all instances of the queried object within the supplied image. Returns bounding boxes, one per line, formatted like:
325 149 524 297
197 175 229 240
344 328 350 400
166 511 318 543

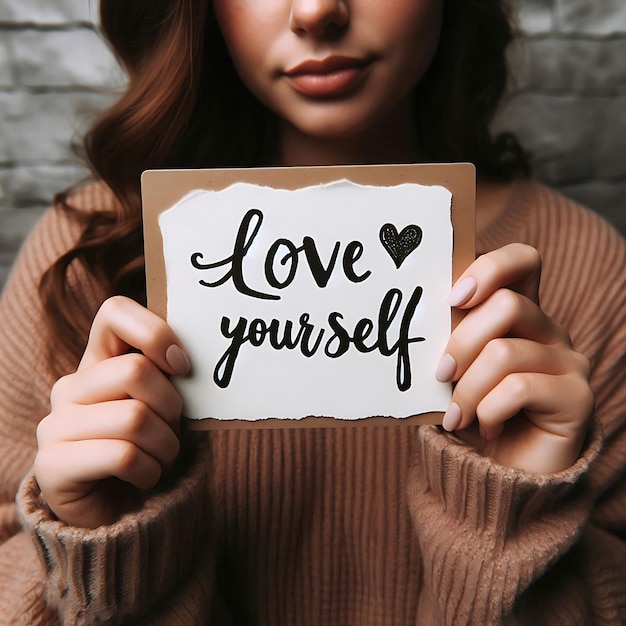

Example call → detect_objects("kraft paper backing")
141 163 476 431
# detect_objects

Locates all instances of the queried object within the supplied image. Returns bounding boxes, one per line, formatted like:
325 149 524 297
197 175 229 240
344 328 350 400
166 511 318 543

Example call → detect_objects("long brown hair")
40 0 528 361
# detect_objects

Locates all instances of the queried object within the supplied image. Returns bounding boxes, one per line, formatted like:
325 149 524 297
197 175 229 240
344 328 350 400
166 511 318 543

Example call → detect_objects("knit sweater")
0 180 625 625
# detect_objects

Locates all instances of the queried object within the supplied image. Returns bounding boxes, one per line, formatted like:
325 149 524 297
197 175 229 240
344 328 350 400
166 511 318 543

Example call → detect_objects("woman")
0 0 624 624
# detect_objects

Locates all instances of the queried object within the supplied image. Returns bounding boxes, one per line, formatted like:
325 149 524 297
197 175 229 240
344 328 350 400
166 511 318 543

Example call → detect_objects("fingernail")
442 402 462 432
435 353 457 382
166 345 191 376
448 277 477 307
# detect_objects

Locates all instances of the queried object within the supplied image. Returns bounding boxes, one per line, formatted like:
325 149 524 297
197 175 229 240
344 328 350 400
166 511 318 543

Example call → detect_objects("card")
142 164 475 429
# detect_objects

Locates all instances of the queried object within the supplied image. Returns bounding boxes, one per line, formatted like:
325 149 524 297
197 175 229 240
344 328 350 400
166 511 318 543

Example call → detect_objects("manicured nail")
435 353 457 382
166 344 191 376
442 402 462 432
448 277 477 307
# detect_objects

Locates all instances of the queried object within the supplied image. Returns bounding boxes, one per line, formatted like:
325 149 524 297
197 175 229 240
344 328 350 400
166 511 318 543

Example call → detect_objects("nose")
289 0 349 38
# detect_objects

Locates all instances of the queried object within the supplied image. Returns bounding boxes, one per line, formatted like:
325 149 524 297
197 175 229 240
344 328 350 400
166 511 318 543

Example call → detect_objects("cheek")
390 0 443 81
213 6 278 96
213 4 257 69
386 0 443 51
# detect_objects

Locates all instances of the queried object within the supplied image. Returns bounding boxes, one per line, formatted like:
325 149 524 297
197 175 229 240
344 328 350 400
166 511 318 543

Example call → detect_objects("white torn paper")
159 180 453 420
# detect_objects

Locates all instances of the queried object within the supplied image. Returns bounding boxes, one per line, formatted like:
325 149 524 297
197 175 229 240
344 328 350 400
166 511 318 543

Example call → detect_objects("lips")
283 56 373 98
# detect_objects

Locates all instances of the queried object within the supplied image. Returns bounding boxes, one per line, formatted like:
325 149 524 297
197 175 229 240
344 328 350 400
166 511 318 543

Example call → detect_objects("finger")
52 353 183 428
475 372 594 441
37 400 181 468
449 244 541 308
36 438 164 493
450 339 570 430
438 290 570 381
79 296 190 376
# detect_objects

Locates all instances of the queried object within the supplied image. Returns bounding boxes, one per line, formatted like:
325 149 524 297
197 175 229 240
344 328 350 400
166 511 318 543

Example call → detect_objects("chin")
290 110 384 142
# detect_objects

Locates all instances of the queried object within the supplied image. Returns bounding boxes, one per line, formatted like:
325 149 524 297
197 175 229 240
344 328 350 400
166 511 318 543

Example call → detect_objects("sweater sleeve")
17 439 220 625
408 425 609 624
407 200 626 625
0 198 232 625
0 206 83 625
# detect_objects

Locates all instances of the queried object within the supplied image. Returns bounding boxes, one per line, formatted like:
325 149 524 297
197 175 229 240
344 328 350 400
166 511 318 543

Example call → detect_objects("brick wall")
496 0 626 233
0 0 120 288
1 0 625 290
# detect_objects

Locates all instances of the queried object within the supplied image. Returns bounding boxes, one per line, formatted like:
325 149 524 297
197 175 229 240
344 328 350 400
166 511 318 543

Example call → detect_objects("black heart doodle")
379 223 423 269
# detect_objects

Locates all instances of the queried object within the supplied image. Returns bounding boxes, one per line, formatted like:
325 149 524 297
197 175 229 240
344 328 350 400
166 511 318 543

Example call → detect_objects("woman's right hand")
34 296 191 529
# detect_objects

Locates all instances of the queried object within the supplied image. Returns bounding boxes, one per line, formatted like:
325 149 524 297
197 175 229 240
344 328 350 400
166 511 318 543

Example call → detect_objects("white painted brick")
1 163 88 207
7 28 124 88
593 97 626 180
515 0 555 35
0 0 98 25
556 0 626 35
494 94 602 184
0 119 9 164
495 94 598 161
512 38 626 94
0 128 8 163
0 38 12 86
0 91 115 162
0 205 46 239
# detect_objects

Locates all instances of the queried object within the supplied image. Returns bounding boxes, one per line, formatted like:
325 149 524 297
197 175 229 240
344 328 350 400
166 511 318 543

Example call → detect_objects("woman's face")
213 0 444 149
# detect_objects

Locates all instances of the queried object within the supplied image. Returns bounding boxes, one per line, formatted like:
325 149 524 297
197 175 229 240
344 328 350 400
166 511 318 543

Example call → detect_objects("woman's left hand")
435 243 594 474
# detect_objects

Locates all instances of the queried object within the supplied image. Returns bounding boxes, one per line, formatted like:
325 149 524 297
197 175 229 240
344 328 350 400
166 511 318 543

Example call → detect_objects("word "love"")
190 209 372 300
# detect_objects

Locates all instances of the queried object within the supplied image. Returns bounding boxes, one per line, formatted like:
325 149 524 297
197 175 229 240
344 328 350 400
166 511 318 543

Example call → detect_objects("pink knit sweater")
0 180 624 625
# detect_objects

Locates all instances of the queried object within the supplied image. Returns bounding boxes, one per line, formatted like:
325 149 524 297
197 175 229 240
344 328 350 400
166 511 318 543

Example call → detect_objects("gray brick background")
1 0 625 290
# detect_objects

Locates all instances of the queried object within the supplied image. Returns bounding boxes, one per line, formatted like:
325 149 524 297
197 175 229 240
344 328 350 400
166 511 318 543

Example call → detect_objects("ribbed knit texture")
0 180 624 625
